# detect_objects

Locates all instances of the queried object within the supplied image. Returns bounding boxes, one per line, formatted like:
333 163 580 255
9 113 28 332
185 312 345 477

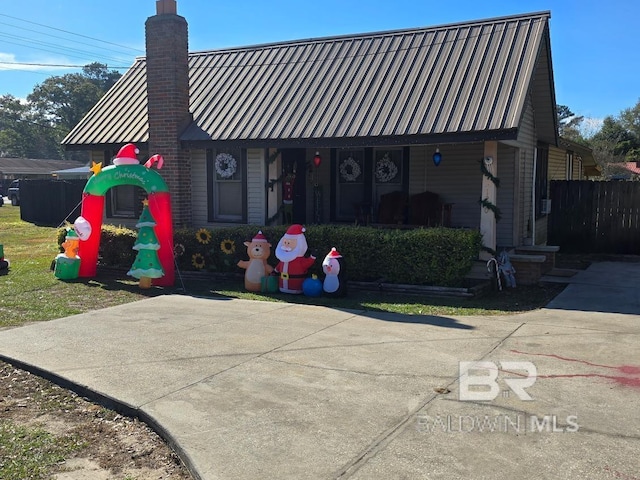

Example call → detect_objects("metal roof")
0 158 87 176
63 11 555 148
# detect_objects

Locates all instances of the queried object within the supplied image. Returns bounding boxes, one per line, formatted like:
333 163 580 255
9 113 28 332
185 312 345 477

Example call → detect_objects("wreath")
339 156 362 182
215 153 237 179
375 153 398 183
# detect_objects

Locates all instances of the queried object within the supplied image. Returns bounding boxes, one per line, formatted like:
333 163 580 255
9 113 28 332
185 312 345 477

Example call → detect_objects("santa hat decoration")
285 224 306 236
327 247 342 258
252 231 268 242
113 143 140 166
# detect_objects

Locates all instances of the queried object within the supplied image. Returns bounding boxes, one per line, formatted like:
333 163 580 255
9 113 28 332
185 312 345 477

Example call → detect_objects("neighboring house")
62 0 562 253
542 137 598 245
0 157 87 193
608 162 640 180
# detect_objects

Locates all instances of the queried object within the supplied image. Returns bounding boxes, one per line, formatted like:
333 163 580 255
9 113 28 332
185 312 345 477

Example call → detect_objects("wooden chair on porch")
377 191 408 224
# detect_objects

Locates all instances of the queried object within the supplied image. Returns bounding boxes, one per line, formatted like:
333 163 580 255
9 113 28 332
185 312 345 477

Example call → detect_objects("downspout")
531 148 537 246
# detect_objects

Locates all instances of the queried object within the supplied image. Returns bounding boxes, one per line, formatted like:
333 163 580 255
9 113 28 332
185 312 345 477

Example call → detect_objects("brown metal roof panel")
442 25 490 132
232 46 305 139
214 47 297 139
424 27 474 134
300 38 371 139
282 38 362 139
309 37 379 138
241 44 315 140
62 59 149 145
344 34 411 138
380 32 431 136
340 35 400 138
501 19 546 130
485 19 537 131
287 41 348 139
432 26 486 133
335 37 393 137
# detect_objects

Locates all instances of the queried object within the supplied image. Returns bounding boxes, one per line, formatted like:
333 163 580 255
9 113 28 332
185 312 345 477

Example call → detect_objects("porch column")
480 141 498 260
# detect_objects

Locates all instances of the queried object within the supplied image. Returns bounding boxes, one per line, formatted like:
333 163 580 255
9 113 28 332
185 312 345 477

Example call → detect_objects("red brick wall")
145 11 192 227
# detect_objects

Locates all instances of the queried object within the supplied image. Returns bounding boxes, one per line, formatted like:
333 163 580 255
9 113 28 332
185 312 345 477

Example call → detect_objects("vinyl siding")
423 143 484 230
548 146 566 180
496 143 516 247
516 98 535 244
190 149 209 226
409 146 428 195
247 148 265 224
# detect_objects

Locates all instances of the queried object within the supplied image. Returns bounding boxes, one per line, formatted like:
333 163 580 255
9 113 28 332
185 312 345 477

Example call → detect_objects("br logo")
459 361 537 401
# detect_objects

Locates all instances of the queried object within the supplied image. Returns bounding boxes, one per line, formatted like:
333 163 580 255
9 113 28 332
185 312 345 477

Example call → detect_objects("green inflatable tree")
127 200 164 288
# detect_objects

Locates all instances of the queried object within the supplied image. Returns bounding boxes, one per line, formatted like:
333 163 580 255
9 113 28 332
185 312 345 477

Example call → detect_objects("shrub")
99 225 137 266
170 225 479 287
83 224 481 287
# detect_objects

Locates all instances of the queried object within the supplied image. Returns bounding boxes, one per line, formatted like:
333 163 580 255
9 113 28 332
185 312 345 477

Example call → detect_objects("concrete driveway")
0 262 638 479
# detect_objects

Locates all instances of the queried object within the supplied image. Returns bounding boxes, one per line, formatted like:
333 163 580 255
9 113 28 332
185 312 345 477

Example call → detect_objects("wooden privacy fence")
548 180 640 254
20 179 86 227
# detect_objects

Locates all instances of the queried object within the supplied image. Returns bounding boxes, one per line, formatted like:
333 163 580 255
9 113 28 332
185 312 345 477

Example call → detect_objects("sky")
0 0 638 135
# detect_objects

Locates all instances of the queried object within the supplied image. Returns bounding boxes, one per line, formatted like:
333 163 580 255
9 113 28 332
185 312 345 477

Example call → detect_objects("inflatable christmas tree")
127 199 164 288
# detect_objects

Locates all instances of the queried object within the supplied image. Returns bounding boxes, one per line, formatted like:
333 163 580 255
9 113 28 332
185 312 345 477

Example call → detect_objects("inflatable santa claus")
273 224 315 294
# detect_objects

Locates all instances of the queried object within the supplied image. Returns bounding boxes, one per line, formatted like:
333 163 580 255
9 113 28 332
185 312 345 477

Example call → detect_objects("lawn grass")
0 421 85 480
0 203 565 330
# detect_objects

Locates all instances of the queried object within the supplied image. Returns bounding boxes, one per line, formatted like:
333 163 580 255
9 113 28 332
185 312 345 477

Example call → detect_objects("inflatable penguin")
322 247 347 297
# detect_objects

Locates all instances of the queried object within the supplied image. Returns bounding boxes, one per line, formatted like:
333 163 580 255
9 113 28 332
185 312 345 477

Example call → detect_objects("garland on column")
478 158 502 222
479 158 500 187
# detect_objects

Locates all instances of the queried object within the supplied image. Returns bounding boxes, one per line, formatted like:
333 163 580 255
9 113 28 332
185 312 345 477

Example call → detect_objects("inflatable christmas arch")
77 162 174 286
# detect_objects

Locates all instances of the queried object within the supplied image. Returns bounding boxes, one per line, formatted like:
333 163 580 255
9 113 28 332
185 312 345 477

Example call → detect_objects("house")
62 0 562 255
0 157 87 192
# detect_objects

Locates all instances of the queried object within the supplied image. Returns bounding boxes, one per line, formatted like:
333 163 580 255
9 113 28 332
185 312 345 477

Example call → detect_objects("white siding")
190 149 209 226
548 146 566 181
516 98 536 244
409 146 428 195
247 148 265 225
423 143 483 230
496 144 516 247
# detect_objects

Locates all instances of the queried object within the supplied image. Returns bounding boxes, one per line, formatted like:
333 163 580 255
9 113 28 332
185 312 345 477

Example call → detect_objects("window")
535 144 549 218
110 185 138 217
106 148 145 219
208 149 245 222
335 149 365 221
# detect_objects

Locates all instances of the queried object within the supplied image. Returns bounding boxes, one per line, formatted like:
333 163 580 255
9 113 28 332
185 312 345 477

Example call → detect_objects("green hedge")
60 224 481 287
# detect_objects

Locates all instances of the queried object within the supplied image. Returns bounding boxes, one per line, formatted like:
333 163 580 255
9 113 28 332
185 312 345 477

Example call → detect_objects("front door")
280 149 306 224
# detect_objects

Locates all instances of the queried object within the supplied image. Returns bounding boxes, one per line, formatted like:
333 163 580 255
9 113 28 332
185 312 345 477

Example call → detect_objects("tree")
127 200 164 289
556 104 585 141
0 94 61 158
27 63 121 133
0 63 121 160
618 99 640 162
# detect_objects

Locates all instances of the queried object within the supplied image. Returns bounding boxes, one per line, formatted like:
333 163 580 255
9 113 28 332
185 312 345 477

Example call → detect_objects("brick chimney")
145 0 191 227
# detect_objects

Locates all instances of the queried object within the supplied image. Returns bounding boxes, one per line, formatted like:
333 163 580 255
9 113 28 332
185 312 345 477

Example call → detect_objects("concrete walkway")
0 262 638 480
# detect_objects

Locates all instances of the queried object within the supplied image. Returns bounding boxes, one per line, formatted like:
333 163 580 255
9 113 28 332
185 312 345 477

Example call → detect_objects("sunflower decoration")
196 228 212 245
191 253 205 269
173 243 185 257
220 239 236 255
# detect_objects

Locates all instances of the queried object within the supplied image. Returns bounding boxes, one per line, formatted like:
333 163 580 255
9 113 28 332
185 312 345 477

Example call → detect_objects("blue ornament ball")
302 276 323 297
